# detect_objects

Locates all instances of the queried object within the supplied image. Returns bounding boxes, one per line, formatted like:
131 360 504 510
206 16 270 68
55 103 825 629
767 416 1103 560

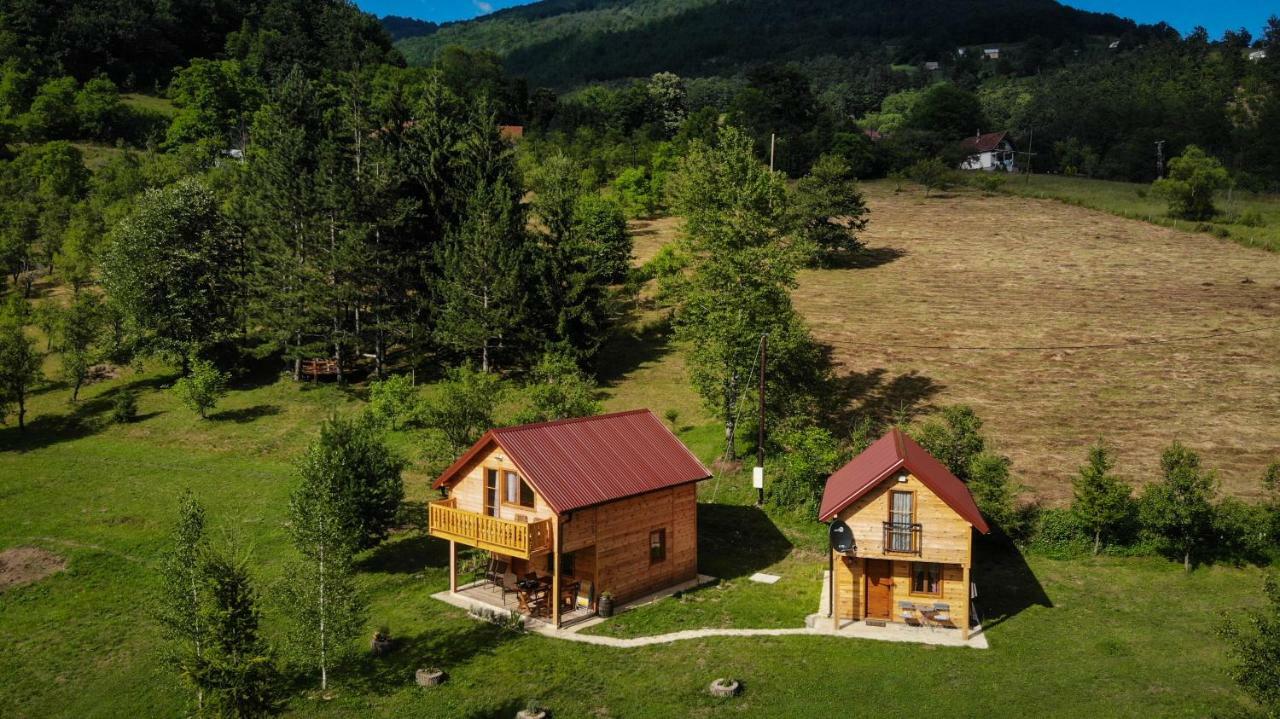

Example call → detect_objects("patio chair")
496 569 520 606
932 602 952 627
484 558 509 585
898 601 919 626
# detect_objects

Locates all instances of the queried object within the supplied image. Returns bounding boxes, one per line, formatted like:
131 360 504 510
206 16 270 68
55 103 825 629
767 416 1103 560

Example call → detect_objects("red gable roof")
959 130 1008 154
817 427 990 533
433 410 712 514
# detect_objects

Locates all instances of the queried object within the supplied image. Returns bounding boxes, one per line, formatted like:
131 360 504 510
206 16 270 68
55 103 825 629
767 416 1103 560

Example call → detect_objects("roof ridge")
492 408 653 434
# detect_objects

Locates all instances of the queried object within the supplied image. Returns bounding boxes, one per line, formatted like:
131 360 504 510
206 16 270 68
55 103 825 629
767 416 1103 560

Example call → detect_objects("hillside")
395 0 1139 87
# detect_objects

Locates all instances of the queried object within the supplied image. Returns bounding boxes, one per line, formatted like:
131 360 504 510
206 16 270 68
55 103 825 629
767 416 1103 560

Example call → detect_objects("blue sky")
360 0 1272 36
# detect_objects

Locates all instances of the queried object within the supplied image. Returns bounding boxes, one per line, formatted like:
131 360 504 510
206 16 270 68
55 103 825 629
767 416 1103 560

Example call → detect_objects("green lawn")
0 354 1267 717
999 173 1280 252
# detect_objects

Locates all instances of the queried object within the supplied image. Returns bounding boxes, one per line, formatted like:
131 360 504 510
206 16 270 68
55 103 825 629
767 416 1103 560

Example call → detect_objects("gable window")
503 470 535 509
911 562 942 595
649 529 667 564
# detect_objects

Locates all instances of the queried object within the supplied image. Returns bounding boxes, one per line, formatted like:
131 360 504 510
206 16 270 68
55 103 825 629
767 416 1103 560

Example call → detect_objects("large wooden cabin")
819 428 990 638
429 409 712 628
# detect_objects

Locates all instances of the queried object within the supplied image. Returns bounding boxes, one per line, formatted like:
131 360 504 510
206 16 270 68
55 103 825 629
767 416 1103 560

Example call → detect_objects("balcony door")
484 468 500 517
888 490 914 552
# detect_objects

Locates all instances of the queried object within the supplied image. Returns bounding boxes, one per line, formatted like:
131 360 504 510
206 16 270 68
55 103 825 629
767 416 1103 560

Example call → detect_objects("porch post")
551 517 562 629
961 565 971 640
449 540 458 594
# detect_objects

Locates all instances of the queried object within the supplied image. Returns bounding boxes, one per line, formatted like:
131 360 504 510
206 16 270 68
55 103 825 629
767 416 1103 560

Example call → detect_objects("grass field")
1001 173 1280 252
1 186 1276 717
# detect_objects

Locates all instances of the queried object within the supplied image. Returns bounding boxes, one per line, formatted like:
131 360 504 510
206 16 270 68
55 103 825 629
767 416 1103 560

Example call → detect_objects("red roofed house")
959 130 1016 172
430 409 712 627
819 427 989 638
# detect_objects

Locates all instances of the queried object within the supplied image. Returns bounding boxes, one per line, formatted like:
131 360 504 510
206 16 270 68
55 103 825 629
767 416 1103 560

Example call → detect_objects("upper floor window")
504 470 535 509
887 490 915 552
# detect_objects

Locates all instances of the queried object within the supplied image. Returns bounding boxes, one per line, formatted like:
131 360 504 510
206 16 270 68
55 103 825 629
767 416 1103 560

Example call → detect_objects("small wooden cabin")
429 409 712 627
819 428 990 638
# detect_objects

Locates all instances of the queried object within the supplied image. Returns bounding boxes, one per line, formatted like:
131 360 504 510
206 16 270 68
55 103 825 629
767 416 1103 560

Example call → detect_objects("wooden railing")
428 498 552 558
883 522 922 555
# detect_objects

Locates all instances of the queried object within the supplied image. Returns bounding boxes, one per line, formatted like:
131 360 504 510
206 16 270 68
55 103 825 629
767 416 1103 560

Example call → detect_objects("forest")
396 1 1280 188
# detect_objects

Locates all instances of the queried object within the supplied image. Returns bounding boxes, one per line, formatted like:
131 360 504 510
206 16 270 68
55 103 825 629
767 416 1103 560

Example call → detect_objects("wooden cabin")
819 428 990 638
429 409 712 627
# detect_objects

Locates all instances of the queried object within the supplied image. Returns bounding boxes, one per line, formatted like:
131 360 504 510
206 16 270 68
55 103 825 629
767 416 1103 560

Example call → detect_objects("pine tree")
433 178 530 372
1071 441 1133 555
190 545 282 718
156 490 208 711
1140 441 1217 571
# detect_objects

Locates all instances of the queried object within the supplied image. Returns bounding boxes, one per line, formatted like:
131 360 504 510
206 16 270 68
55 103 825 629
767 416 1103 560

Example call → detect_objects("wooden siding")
592 483 698 604
836 471 974 567
446 445 556 524
833 554 970 632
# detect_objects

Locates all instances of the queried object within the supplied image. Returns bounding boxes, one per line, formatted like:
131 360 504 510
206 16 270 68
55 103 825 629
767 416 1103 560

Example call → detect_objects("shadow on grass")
696 503 793 580
341 620 521 697
822 245 907 270
0 373 173 452
211 404 282 423
971 537 1053 631
595 313 674 388
826 366 942 429
357 533 450 575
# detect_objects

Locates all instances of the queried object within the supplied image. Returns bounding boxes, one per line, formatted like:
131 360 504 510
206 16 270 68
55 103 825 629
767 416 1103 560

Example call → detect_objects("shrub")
912 405 985 482
1218 575 1280 714
765 422 842 515
904 157 953 196
966 172 1006 194
513 351 601 424
1028 507 1091 559
1235 210 1266 228
112 389 139 423
172 358 228 419
967 451 1030 540
367 374 422 430
1211 497 1273 566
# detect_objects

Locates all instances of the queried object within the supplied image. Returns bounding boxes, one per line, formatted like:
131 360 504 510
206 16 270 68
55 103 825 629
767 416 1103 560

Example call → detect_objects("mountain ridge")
393 0 1141 88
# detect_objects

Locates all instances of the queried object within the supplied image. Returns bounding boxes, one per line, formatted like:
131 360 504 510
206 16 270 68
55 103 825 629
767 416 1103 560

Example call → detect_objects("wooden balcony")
428 498 552 559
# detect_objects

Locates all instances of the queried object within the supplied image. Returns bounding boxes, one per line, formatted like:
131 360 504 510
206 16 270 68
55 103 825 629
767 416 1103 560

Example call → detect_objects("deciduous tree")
1140 441 1217 571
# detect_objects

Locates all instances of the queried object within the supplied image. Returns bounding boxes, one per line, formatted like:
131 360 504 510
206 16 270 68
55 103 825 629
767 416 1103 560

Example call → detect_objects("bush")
1211 497 1274 566
966 172 1006 194
765 422 842 516
904 157 954 196
367 374 422 430
1027 507 1091 559
112 389 139 423
967 451 1031 540
1235 210 1266 228
172 358 228 419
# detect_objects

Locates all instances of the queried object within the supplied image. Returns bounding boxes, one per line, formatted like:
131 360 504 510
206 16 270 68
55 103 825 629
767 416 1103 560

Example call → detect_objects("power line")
817 322 1280 352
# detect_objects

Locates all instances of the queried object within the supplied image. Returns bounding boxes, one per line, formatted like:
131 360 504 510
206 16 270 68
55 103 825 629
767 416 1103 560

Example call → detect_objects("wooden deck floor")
452 580 597 629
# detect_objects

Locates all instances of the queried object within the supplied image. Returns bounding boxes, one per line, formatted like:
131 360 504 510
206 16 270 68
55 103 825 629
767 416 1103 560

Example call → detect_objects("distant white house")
924 61 941 71
1249 49 1268 62
983 48 1000 60
959 131 1016 172
1108 40 1121 50
956 47 967 56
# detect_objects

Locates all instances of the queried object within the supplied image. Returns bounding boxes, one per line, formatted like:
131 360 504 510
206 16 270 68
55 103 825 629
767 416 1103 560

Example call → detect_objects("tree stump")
415 668 445 687
708 678 740 698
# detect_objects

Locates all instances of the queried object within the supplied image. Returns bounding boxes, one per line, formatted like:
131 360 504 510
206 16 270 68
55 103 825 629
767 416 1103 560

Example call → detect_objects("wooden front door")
865 559 894 620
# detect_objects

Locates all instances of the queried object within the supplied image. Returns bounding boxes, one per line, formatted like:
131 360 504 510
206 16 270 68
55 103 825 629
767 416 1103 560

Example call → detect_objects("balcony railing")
428 498 552 559
883 522 922 554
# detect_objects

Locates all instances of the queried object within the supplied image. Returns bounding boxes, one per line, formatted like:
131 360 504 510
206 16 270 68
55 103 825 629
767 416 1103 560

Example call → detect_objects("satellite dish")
828 519 855 554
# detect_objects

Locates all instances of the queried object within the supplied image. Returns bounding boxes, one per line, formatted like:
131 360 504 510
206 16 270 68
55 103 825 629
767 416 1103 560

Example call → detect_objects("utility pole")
755 334 767 506
769 133 776 173
1024 127 1034 185
1155 140 1166 179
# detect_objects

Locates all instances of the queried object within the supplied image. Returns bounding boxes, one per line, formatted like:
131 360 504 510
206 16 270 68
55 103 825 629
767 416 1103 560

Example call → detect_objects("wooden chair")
485 558 509 585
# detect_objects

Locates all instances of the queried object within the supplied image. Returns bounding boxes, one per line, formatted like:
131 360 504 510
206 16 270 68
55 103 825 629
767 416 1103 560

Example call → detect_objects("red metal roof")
817 427 990 533
959 130 1008 154
433 409 712 514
